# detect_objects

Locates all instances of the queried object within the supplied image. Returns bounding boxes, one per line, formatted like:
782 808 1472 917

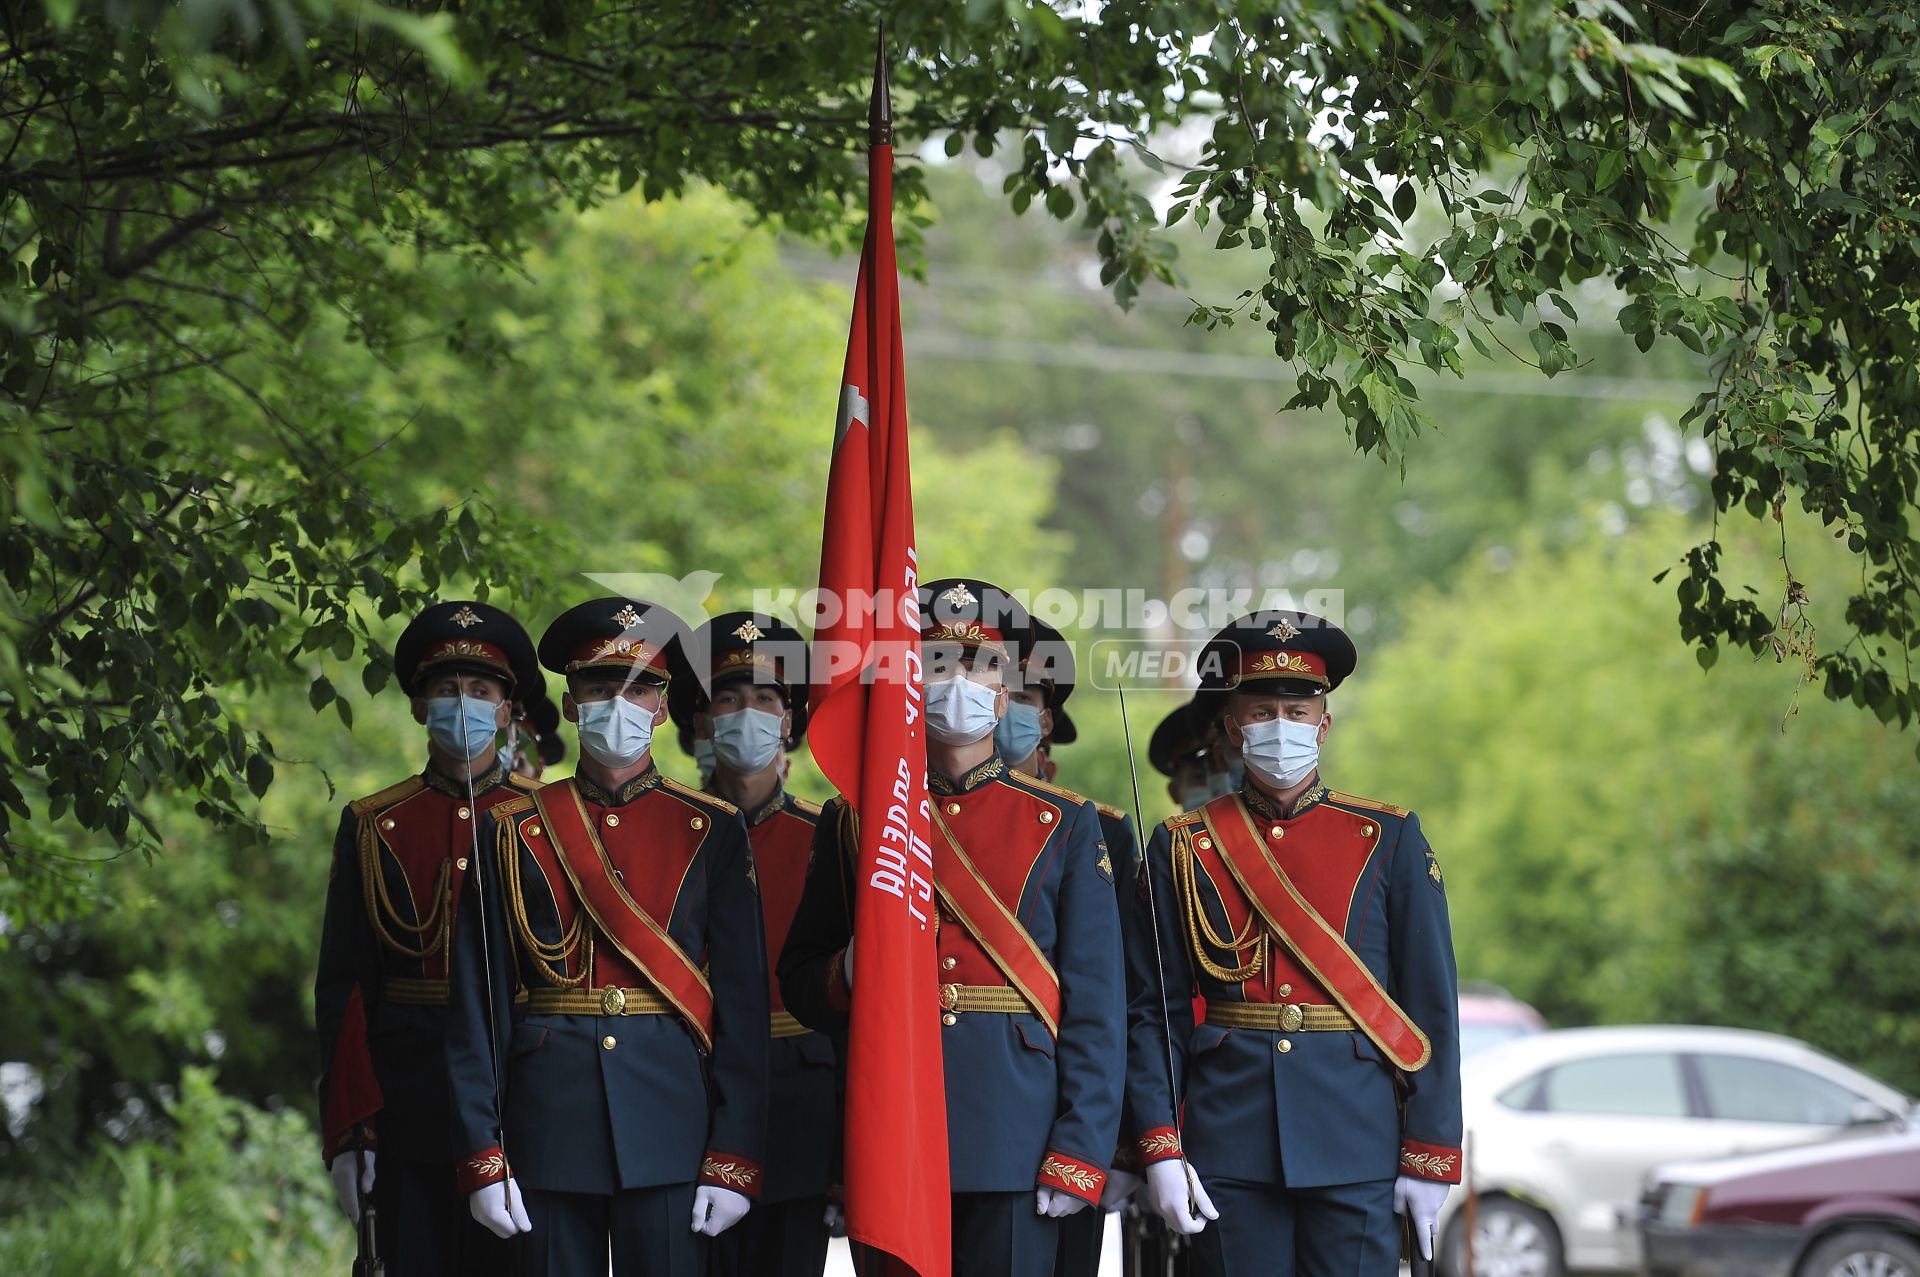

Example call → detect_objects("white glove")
1100 1167 1142 1211
328 1149 375 1224
1394 1175 1450 1261
841 939 854 990
469 1178 532 1239
691 1185 752 1236
1035 1186 1091 1218
1144 1159 1219 1235
823 1201 845 1234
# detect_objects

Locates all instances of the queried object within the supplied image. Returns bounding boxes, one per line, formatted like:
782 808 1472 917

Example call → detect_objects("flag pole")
871 22 891 146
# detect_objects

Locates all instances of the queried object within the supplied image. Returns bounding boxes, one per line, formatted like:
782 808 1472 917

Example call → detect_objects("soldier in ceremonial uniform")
314 599 542 1275
1127 612 1461 1276
507 693 565 782
779 578 1126 1277
444 597 769 1276
670 611 838 1277
999 622 1146 1277
1150 700 1220 813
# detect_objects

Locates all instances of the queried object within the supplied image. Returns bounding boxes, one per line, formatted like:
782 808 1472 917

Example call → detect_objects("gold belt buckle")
939 983 960 1013
601 987 627 1016
1279 1003 1304 1033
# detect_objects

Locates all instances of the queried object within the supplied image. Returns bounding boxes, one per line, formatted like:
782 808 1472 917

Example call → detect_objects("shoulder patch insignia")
349 775 426 817
1095 847 1115 884
1327 790 1411 819
1425 846 1444 893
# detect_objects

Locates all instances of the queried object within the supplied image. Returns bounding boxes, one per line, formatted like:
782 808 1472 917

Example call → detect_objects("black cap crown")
393 600 539 702
917 577 1029 672
669 611 811 749
538 597 686 684
1195 610 1355 714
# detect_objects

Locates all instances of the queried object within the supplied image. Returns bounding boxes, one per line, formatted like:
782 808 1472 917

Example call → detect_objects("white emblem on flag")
835 384 871 450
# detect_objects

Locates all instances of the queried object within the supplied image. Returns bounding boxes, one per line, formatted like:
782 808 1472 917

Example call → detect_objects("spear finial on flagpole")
870 21 892 147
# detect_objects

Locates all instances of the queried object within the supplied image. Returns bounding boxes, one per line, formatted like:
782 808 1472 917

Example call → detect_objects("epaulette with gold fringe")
1326 790 1410 818
349 775 426 817
1165 809 1209 831
661 776 740 816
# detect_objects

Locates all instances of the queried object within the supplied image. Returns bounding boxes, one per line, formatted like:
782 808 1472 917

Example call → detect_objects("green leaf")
245 754 274 800
1393 181 1416 222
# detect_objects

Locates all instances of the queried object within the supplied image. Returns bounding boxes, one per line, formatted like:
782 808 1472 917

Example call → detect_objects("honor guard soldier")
314 599 543 1275
779 578 1126 1277
1003 622 1148 1277
670 612 837 1277
508 693 565 782
1151 700 1222 814
445 597 770 1276
1126 613 1461 1276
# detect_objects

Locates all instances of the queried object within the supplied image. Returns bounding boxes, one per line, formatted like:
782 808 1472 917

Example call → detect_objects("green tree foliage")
4 0 1916 893
1338 511 1920 1093
0 188 1069 1176
0 1068 348 1274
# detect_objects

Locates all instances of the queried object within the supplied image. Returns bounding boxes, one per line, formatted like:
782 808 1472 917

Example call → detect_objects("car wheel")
1437 1196 1564 1277
1797 1230 1920 1277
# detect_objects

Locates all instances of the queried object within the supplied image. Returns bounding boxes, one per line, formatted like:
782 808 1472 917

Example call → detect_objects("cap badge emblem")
611 604 643 630
1268 620 1301 641
451 605 483 629
732 619 765 642
942 583 977 609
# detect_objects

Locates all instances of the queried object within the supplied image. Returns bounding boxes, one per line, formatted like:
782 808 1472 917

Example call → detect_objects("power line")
904 330 1703 401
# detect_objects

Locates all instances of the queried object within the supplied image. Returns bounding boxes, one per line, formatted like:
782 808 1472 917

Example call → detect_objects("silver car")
1436 1025 1910 1276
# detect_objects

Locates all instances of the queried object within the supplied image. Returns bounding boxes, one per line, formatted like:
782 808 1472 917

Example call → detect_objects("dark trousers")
1054 1206 1105 1277
854 1191 1061 1277
522 1183 705 1277
369 1155 515 1277
1189 1177 1397 1277
708 1194 829 1277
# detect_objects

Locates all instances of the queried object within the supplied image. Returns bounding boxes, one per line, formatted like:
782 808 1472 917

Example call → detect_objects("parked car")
1639 1117 1920 1277
1435 1026 1910 1277
1458 981 1548 1057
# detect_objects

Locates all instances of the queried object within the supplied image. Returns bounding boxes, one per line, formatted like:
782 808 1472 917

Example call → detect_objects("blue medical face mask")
576 695 657 768
692 736 716 777
924 676 999 746
995 700 1046 765
711 706 785 775
427 695 501 761
1238 717 1320 788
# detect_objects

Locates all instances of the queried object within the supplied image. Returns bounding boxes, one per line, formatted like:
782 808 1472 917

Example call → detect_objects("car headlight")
1659 1185 1704 1226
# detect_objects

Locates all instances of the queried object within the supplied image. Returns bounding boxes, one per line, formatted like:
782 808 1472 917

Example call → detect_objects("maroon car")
1639 1116 1920 1277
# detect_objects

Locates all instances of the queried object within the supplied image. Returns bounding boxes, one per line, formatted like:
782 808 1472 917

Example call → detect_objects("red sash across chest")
1193 794 1430 1071
930 780 1065 1034
520 780 717 1050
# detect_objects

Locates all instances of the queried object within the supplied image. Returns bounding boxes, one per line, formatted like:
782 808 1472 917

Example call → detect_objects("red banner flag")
806 47 950 1277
